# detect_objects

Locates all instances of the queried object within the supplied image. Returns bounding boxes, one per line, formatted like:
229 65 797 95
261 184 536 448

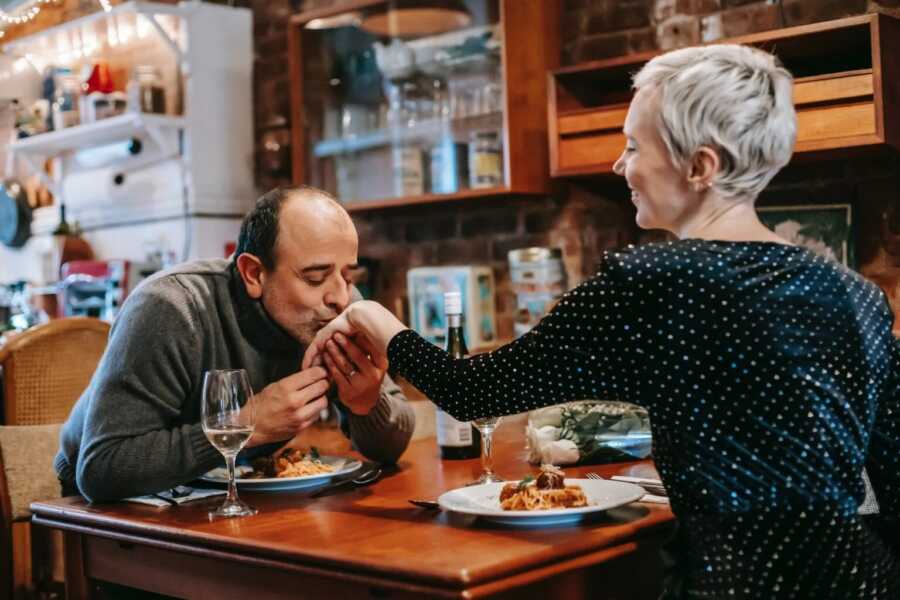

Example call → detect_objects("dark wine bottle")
436 291 481 460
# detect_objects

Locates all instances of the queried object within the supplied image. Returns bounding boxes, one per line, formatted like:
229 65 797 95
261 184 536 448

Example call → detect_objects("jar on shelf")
468 130 502 189
128 66 166 114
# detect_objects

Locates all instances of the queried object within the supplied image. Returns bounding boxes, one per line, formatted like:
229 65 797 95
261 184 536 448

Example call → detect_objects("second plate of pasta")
437 479 645 526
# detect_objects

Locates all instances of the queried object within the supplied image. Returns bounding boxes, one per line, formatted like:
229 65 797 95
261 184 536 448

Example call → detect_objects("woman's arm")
304 250 641 422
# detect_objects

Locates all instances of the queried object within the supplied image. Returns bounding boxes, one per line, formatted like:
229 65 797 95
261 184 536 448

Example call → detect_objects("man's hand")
322 332 388 415
244 367 330 447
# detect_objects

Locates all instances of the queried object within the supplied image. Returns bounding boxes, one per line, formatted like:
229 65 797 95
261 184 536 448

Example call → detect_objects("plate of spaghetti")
201 447 362 492
437 466 645 526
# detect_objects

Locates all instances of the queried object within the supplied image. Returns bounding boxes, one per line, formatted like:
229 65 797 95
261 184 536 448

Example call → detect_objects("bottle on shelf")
427 74 467 195
435 290 481 460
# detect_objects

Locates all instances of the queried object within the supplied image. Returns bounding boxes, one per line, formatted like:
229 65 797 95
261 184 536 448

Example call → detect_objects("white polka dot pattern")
388 239 900 598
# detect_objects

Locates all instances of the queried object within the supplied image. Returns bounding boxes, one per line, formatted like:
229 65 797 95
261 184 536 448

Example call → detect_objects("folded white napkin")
124 488 225 507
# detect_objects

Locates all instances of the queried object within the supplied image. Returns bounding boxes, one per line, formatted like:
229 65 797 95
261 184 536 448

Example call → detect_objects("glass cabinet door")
297 0 504 206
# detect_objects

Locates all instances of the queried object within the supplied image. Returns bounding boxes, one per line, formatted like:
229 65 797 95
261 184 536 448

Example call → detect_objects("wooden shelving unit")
548 13 900 178
287 0 561 212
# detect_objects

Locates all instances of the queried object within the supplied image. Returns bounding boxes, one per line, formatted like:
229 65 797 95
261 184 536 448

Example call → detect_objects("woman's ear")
236 253 266 299
687 146 720 192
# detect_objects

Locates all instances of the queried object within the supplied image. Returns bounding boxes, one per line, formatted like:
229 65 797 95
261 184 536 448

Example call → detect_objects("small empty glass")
469 416 504 485
202 369 257 519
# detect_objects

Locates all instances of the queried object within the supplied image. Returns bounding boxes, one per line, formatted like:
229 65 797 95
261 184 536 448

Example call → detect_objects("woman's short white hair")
633 44 797 201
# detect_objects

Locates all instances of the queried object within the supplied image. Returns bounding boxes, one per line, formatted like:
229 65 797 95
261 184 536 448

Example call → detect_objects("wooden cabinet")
549 13 900 178
288 0 560 211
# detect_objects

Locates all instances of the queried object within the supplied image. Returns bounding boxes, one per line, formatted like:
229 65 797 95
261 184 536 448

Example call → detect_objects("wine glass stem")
225 453 239 504
480 430 494 475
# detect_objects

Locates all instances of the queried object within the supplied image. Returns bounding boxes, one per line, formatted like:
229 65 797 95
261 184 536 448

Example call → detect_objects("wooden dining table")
30 414 675 599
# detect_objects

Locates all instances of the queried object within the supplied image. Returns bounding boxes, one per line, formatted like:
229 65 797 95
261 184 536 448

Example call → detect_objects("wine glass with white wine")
469 416 504 485
202 369 257 519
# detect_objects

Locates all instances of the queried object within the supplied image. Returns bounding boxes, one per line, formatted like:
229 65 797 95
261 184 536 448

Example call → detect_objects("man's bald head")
235 186 353 270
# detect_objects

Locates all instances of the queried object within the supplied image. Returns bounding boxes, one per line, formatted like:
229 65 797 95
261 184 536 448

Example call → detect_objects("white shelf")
11 113 185 157
313 111 502 157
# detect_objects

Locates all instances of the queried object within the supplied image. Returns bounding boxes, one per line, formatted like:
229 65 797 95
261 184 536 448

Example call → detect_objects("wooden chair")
0 317 110 599
0 424 64 600
0 317 110 425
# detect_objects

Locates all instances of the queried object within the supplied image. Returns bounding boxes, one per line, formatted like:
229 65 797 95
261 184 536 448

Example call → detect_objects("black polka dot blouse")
388 240 900 599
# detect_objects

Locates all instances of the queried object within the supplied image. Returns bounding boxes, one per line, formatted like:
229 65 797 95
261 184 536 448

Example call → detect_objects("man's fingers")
293 395 328 426
352 334 390 370
334 333 377 375
279 366 328 391
323 352 353 390
301 347 315 370
288 379 330 409
325 338 358 378
301 332 328 369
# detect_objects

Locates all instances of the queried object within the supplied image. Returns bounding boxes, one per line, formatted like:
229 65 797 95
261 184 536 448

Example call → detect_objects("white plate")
200 455 362 492
437 478 645 527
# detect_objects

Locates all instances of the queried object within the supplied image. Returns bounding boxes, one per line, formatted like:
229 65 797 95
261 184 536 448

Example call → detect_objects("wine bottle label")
435 408 473 447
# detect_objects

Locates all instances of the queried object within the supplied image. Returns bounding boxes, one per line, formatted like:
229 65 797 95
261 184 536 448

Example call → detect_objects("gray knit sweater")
55 259 415 502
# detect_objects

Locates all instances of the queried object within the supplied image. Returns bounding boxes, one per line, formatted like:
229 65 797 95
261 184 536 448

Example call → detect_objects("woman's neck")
676 196 792 245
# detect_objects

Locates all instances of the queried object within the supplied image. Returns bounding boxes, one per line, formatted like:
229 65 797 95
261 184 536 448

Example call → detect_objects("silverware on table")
152 493 179 506
151 485 195 506
408 499 440 510
586 472 667 496
310 465 383 498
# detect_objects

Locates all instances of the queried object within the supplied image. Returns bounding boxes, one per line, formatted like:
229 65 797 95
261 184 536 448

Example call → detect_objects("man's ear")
235 253 266 299
687 146 720 191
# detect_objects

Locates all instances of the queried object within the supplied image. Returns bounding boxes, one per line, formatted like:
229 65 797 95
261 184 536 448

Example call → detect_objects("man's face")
256 197 359 346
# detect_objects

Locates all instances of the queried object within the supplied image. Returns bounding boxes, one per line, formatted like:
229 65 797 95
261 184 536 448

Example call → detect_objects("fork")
310 465 383 498
586 472 667 496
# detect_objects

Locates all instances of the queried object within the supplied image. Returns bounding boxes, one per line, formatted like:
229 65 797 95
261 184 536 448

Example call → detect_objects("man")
56 186 415 502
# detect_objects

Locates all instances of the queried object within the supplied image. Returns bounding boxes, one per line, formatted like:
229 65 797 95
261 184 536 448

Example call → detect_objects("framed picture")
757 204 853 267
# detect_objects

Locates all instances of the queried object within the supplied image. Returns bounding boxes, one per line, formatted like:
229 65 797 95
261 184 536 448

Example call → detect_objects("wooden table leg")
63 531 93 600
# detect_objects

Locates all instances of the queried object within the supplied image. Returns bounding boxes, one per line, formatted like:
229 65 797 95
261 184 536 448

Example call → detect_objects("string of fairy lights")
0 0 112 39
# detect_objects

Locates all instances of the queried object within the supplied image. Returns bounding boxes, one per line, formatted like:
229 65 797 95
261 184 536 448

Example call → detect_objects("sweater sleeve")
334 373 415 464
387 252 639 422
75 278 222 502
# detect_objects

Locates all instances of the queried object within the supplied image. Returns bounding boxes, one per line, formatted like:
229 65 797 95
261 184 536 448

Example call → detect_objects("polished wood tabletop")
31 414 674 599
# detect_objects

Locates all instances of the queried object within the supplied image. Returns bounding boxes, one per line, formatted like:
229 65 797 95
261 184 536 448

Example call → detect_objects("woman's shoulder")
599 238 829 270
595 239 724 274
593 239 858 289
596 239 887 305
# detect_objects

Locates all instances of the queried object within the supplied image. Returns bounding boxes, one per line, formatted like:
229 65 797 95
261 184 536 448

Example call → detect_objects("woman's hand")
322 332 389 415
302 300 407 371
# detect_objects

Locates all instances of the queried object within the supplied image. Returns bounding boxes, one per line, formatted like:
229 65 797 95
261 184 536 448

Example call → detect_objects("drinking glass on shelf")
469 416 504 485
484 81 503 114
202 369 257 519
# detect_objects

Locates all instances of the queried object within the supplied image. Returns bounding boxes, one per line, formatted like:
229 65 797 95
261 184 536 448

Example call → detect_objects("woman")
304 44 900 598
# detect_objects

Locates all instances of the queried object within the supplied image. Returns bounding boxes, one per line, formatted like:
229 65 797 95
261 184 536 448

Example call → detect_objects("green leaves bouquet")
526 400 652 465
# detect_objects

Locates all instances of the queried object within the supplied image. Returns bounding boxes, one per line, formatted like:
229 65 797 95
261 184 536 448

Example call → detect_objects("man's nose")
324 275 350 311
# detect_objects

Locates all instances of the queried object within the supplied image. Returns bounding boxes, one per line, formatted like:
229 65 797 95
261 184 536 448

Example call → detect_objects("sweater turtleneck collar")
229 263 303 355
